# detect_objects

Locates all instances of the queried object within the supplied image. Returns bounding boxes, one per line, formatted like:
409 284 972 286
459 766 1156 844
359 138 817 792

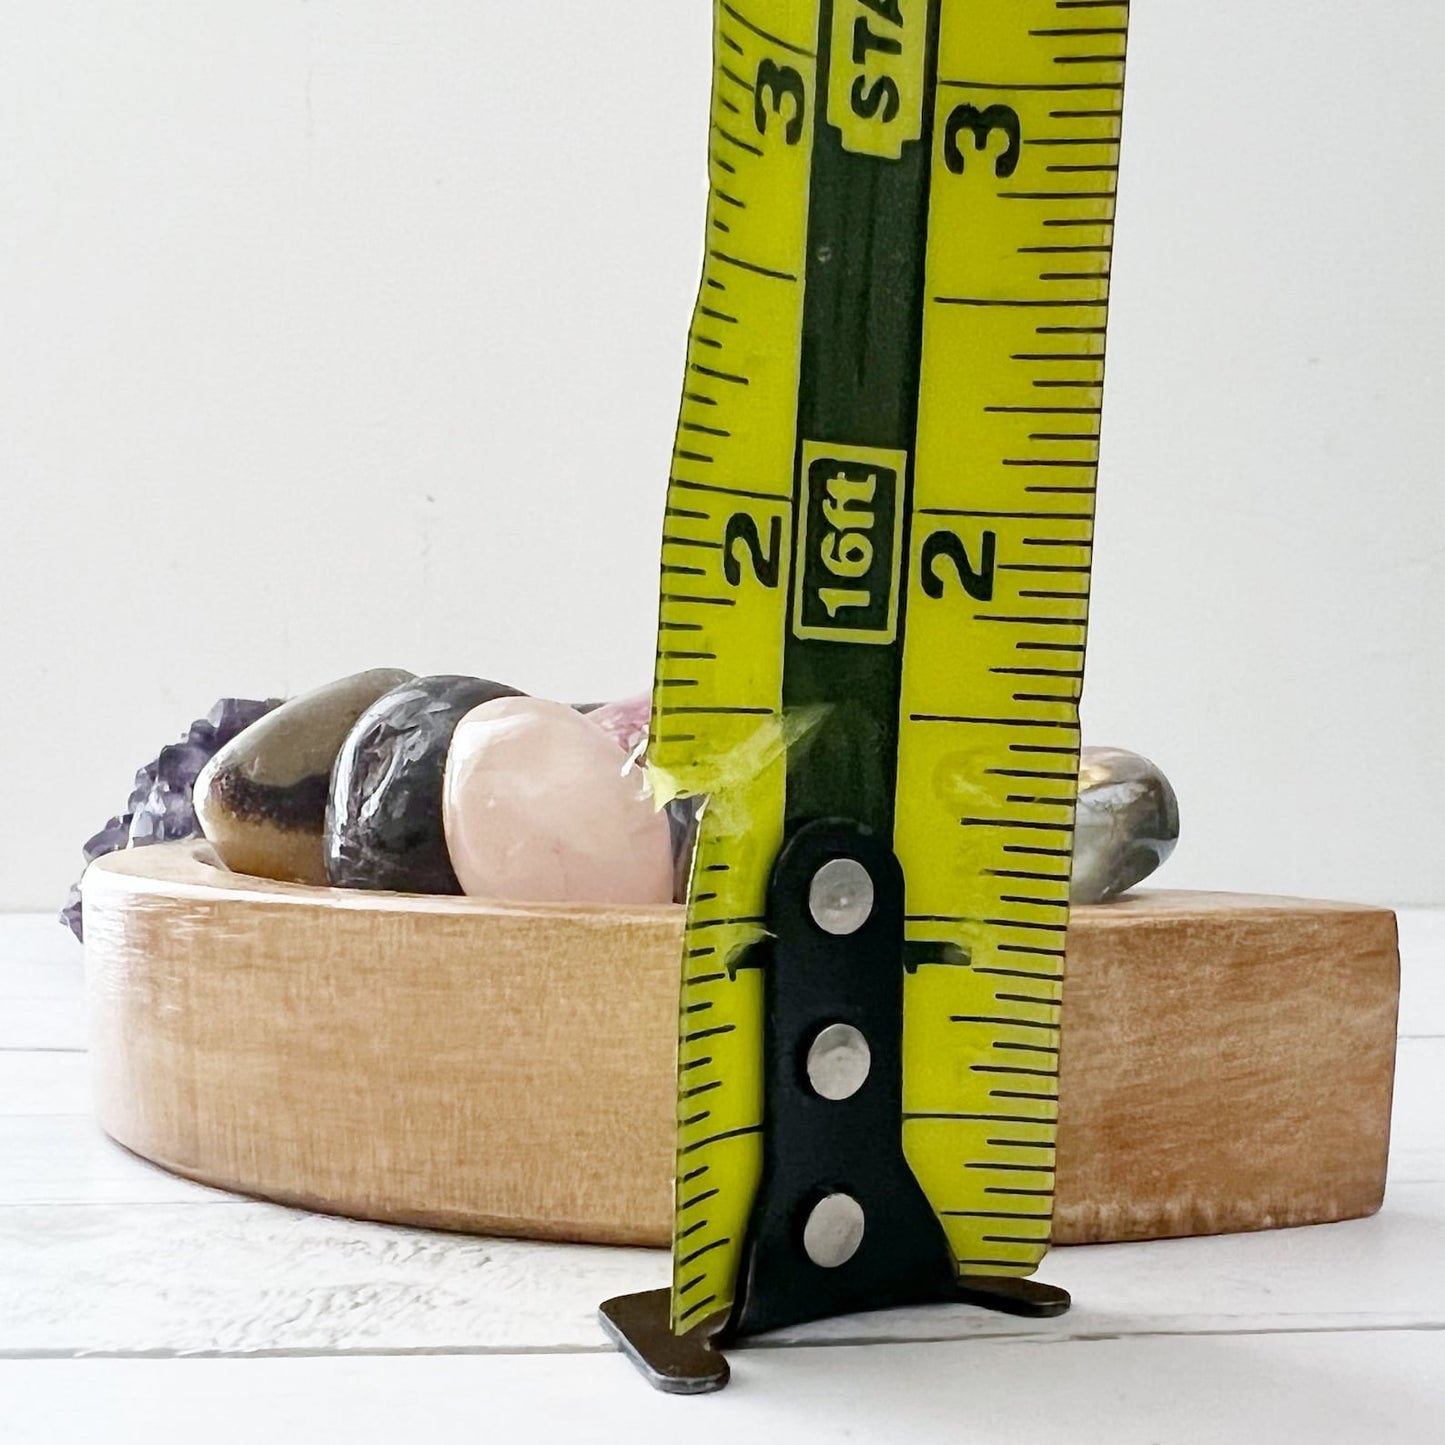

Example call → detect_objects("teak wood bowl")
82 841 1400 1249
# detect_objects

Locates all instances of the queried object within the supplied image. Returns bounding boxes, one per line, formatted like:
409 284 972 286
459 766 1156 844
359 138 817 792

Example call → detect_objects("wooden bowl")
82 841 1400 1247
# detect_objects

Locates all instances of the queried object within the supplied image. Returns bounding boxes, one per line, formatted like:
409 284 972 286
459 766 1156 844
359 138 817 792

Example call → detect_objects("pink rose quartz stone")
582 693 652 757
442 696 674 905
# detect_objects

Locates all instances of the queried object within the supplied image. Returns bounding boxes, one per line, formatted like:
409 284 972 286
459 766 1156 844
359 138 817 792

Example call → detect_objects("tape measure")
603 0 1127 1391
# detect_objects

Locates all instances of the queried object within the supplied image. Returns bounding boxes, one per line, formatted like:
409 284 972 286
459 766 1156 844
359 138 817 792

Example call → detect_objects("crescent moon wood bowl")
82 841 1399 1248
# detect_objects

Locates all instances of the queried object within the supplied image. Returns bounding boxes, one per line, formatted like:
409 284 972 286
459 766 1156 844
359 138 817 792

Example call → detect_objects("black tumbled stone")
325 675 524 894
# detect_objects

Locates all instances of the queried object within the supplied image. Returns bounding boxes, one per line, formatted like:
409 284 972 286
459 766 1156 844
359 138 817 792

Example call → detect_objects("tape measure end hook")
599 1275 1070 1395
598 1290 730 1396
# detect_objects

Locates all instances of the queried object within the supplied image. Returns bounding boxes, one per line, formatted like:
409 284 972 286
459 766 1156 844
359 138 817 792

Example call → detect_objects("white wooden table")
3 911 1442 1443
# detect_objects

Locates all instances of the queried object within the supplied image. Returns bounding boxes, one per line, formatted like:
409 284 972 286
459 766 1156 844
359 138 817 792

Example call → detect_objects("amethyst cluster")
61 697 280 940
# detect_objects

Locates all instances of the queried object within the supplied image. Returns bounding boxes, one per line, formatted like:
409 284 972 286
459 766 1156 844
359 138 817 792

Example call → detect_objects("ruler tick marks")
679 1237 732 1268
983 867 1073 881
940 79 1122 93
937 295 1107 308
709 248 799 282
660 592 734 607
986 405 1102 415
1034 26 1129 38
684 1024 736 1044
719 3 815 59
942 1209 1053 1221
994 995 1063 1011
715 125 764 159
962 819 1074 836
920 507 1093 521
678 1295 719 1325
994 1034 1063 1057
911 714 1081 729
974 1064 1060 1079
905 1112 1059 1125
657 705 776 717
983 917 1068 933
1000 191 1115 202
965 1162 1054 1174
680 1124 764 1157
672 478 783 502
976 616 1085 629
690 362 750 385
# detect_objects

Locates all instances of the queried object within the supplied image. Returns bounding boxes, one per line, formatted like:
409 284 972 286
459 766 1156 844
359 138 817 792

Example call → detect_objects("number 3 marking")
943 103 1022 179
754 60 805 145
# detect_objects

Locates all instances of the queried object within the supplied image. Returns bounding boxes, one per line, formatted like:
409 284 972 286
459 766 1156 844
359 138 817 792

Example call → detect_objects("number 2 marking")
921 529 996 601
724 513 783 588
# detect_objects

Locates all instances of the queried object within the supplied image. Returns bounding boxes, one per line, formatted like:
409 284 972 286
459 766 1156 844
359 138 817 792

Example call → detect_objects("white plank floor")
2 910 1442 1443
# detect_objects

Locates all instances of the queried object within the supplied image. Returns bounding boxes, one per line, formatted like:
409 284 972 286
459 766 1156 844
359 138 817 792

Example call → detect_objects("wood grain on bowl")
82 842 1399 1248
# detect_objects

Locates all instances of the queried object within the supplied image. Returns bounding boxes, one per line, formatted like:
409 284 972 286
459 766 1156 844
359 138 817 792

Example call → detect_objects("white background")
1 1 1441 912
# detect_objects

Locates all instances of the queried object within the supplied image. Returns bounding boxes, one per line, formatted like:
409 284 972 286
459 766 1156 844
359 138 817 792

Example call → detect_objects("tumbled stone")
584 692 652 757
580 692 706 902
443 696 675 905
194 669 412 885
61 696 282 941
326 675 525 894
1071 746 1180 904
